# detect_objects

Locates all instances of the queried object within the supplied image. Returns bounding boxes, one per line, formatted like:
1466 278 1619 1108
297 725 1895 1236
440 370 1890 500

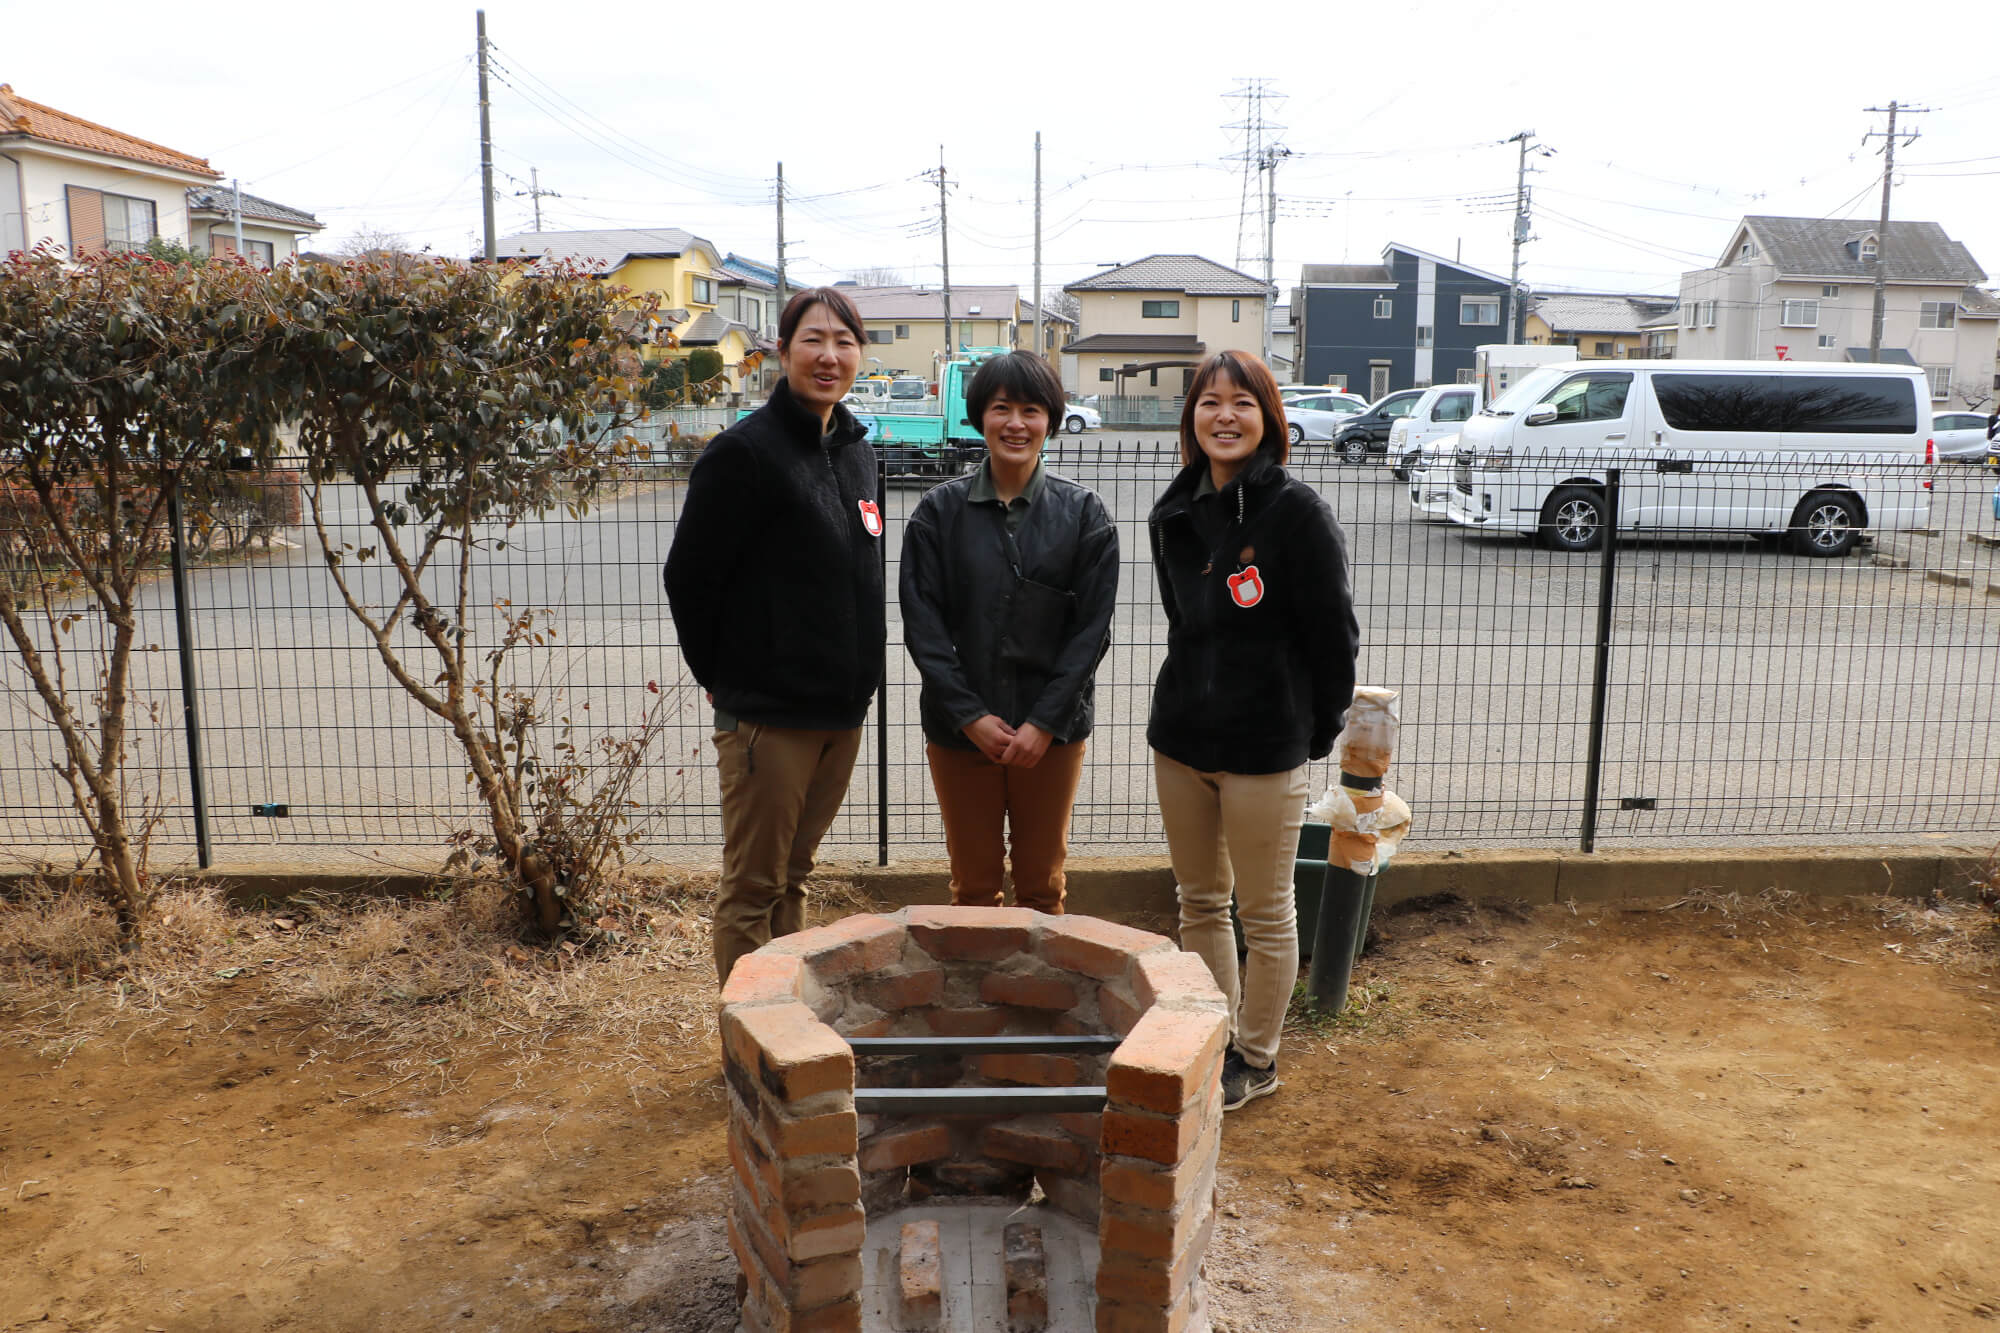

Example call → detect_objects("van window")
1432 392 1473 423
1536 372 1631 424
1652 374 1916 434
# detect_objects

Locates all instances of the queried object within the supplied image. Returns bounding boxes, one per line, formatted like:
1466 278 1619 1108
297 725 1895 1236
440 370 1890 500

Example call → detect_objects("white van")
1389 384 1479 514
1443 360 1933 556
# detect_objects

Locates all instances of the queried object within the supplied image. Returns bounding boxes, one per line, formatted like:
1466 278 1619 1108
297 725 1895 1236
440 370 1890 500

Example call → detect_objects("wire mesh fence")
3 442 1998 862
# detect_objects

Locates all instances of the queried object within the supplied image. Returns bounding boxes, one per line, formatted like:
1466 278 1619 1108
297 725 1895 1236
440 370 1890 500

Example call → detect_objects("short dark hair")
777 286 866 347
963 351 1067 431
1178 350 1290 468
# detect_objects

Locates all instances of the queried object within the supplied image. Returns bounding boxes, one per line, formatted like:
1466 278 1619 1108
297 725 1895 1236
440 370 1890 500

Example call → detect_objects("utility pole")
1505 130 1552 344
1261 145 1290 364
934 147 954 357
232 177 243 254
1863 101 1928 361
1033 131 1043 362
476 10 496 262
515 167 559 231
773 162 787 333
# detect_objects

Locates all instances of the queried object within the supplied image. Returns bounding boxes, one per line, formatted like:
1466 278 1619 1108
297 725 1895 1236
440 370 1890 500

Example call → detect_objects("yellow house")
841 284 1075 381
493 226 769 400
1524 293 1678 361
1062 255 1272 401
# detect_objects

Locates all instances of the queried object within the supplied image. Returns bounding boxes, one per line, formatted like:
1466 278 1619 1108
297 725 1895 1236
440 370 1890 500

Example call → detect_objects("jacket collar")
1151 452 1284 523
768 376 868 449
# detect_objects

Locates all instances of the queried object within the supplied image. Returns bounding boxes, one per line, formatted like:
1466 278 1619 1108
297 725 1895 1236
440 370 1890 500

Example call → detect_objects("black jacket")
900 467 1119 749
664 378 884 729
1147 457 1359 774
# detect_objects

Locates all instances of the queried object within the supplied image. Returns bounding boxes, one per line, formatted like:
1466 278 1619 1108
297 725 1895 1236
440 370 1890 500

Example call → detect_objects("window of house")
1231 299 1241 322
1703 301 1717 327
105 193 157 252
692 277 714 304
1919 301 1957 329
895 323 910 339
1860 238 1878 261
1415 325 1433 348
1682 305 1698 329
744 298 760 327
1781 300 1819 327
1821 285 1840 298
211 234 274 267
1373 297 1393 319
1926 366 1952 400
1737 241 1754 263
1460 297 1500 325
1141 300 1180 318
867 329 892 344
1098 367 1114 382
1594 341 1615 357
1818 334 1837 348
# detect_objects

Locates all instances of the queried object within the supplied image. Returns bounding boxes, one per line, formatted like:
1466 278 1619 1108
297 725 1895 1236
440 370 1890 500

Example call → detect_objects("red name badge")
1227 565 1264 608
858 500 882 537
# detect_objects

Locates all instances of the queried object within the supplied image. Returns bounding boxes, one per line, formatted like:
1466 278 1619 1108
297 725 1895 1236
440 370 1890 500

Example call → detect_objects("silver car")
1282 392 1369 446
1932 411 1996 463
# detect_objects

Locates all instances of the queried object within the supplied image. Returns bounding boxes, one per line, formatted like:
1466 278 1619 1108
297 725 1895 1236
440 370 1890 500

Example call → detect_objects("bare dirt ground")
3 879 1997 1332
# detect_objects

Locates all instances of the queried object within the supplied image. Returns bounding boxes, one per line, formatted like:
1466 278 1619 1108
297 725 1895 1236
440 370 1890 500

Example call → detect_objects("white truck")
1474 344 1579 410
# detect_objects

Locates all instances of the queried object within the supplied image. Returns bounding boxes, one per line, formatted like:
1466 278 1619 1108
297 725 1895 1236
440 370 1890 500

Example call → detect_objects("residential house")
185 185 322 266
1061 254 1271 402
1292 243 1513 399
1635 304 1680 360
1268 303 1296 382
1676 216 2000 408
495 227 767 400
1524 292 1677 360
717 253 780 395
836 285 1073 381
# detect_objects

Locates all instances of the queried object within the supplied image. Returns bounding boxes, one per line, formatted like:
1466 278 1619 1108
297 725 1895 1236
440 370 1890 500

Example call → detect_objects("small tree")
684 347 726 405
268 256 657 931
0 248 292 942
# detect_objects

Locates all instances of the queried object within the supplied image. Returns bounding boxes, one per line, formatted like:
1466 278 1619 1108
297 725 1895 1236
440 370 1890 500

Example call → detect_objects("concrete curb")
5 845 1990 912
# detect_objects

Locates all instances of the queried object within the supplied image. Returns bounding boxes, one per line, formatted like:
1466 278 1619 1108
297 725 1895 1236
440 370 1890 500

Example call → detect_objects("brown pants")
712 721 862 984
924 740 1085 913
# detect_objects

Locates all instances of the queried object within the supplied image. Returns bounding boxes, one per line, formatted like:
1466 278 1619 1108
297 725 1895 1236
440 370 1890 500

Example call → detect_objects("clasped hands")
963 715 1051 768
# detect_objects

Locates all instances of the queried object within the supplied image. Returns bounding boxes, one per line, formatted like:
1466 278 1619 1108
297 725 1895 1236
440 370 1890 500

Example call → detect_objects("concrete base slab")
857 1200 1098 1333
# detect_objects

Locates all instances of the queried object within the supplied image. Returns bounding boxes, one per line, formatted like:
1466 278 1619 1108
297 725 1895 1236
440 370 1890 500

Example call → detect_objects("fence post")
877 455 890 867
1578 468 1619 854
166 487 213 869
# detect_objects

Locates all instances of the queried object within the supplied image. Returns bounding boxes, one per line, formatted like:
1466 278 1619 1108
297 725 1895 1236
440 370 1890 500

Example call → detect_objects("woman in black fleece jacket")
1148 350 1359 1110
664 287 883 982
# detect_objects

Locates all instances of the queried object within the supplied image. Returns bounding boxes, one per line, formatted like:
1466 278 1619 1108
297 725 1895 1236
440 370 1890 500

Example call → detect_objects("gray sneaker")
1220 1048 1279 1110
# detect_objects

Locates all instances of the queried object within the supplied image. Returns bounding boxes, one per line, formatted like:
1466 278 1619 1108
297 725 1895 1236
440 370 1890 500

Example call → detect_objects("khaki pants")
925 740 1086 914
712 721 863 983
1153 751 1309 1069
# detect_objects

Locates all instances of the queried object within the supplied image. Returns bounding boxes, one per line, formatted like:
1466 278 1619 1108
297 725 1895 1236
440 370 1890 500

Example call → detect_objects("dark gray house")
1293 243 1513 399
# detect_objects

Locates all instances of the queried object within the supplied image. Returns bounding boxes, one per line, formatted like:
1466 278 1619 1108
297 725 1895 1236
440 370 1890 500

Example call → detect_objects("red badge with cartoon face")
858 500 882 537
1227 565 1264 608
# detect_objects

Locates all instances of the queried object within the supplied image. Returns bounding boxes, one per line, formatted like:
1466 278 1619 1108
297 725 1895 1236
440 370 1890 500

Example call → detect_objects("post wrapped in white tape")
1309 687 1408 874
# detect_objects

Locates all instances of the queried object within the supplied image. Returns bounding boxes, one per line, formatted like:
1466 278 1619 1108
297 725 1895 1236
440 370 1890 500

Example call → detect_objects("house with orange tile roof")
1 84 320 264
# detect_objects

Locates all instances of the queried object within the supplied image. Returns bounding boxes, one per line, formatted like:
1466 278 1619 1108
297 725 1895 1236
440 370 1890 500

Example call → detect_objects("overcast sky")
11 0 1999 302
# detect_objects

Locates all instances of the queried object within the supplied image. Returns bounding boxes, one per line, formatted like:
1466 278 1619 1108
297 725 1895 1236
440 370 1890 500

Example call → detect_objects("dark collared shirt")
965 457 1048 534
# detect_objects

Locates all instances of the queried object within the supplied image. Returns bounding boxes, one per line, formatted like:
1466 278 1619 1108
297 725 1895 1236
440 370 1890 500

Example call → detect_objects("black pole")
876 456 890 867
166 487 212 869
1578 468 1619 854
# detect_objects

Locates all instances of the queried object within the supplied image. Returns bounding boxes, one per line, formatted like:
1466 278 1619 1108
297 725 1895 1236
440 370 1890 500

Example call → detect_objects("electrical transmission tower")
1224 79 1286 275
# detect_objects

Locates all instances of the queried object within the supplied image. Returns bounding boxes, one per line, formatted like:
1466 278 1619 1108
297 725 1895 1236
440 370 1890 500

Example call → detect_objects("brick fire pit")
719 906 1227 1332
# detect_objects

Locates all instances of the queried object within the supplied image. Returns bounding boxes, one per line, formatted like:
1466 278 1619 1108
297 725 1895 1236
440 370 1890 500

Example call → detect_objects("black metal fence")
4 442 1998 861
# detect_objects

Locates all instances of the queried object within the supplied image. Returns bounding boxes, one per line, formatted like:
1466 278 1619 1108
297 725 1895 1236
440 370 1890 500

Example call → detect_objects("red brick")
1098 984 1143 1035
1132 950 1226 1014
1056 1111 1102 1139
766 1105 859 1159
976 1052 1082 1086
1095 1282 1202 1333
730 1115 781 1201
923 1006 1010 1037
981 1122 1087 1174
1004 1222 1049 1332
1100 1107 1206 1166
905 904 1037 961
1037 1168 1102 1223
731 1178 791 1290
777 1160 861 1213
785 1254 865 1311
979 971 1079 1010
897 1219 942 1330
1100 1189 1213 1263
768 914 907 983
860 967 945 1010
724 1002 854 1104
721 951 807 1009
1094 1207 1213 1308
785 1204 866 1264
790 1296 863 1332
840 1015 895 1038
1106 1008 1226 1115
1038 916 1169 980
1103 1128 1217 1214
859 1122 951 1172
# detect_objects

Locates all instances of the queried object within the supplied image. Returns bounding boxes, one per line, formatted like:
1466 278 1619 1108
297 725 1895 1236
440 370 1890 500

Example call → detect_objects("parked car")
1279 384 1350 400
1932 411 1994 462
1282 392 1369 446
1383 384 1477 477
1333 388 1427 465
1404 438 1460 519
1060 401 1102 434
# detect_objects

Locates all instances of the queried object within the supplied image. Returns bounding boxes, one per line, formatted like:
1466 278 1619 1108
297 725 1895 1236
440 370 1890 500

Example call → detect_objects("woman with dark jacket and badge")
900 351 1119 913
1148 349 1359 1110
664 287 882 984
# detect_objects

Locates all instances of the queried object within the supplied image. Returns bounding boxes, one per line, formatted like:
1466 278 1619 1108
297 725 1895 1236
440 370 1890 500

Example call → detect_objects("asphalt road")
3 436 1996 863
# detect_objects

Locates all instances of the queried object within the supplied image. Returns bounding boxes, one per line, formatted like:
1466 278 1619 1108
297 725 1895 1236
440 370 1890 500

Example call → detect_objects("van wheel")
1288 423 1305 447
1539 486 1606 552
1788 490 1861 557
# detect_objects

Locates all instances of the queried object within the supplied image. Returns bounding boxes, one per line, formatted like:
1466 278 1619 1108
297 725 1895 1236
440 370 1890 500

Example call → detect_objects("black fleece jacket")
1146 457 1360 774
663 379 884 729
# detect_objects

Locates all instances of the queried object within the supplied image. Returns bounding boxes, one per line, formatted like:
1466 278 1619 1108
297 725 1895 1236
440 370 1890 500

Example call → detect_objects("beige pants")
1153 751 1309 1069
925 740 1086 914
712 721 863 984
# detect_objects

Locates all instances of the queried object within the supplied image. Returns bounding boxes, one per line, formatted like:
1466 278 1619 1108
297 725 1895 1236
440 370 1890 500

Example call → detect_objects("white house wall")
14 151 207 253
